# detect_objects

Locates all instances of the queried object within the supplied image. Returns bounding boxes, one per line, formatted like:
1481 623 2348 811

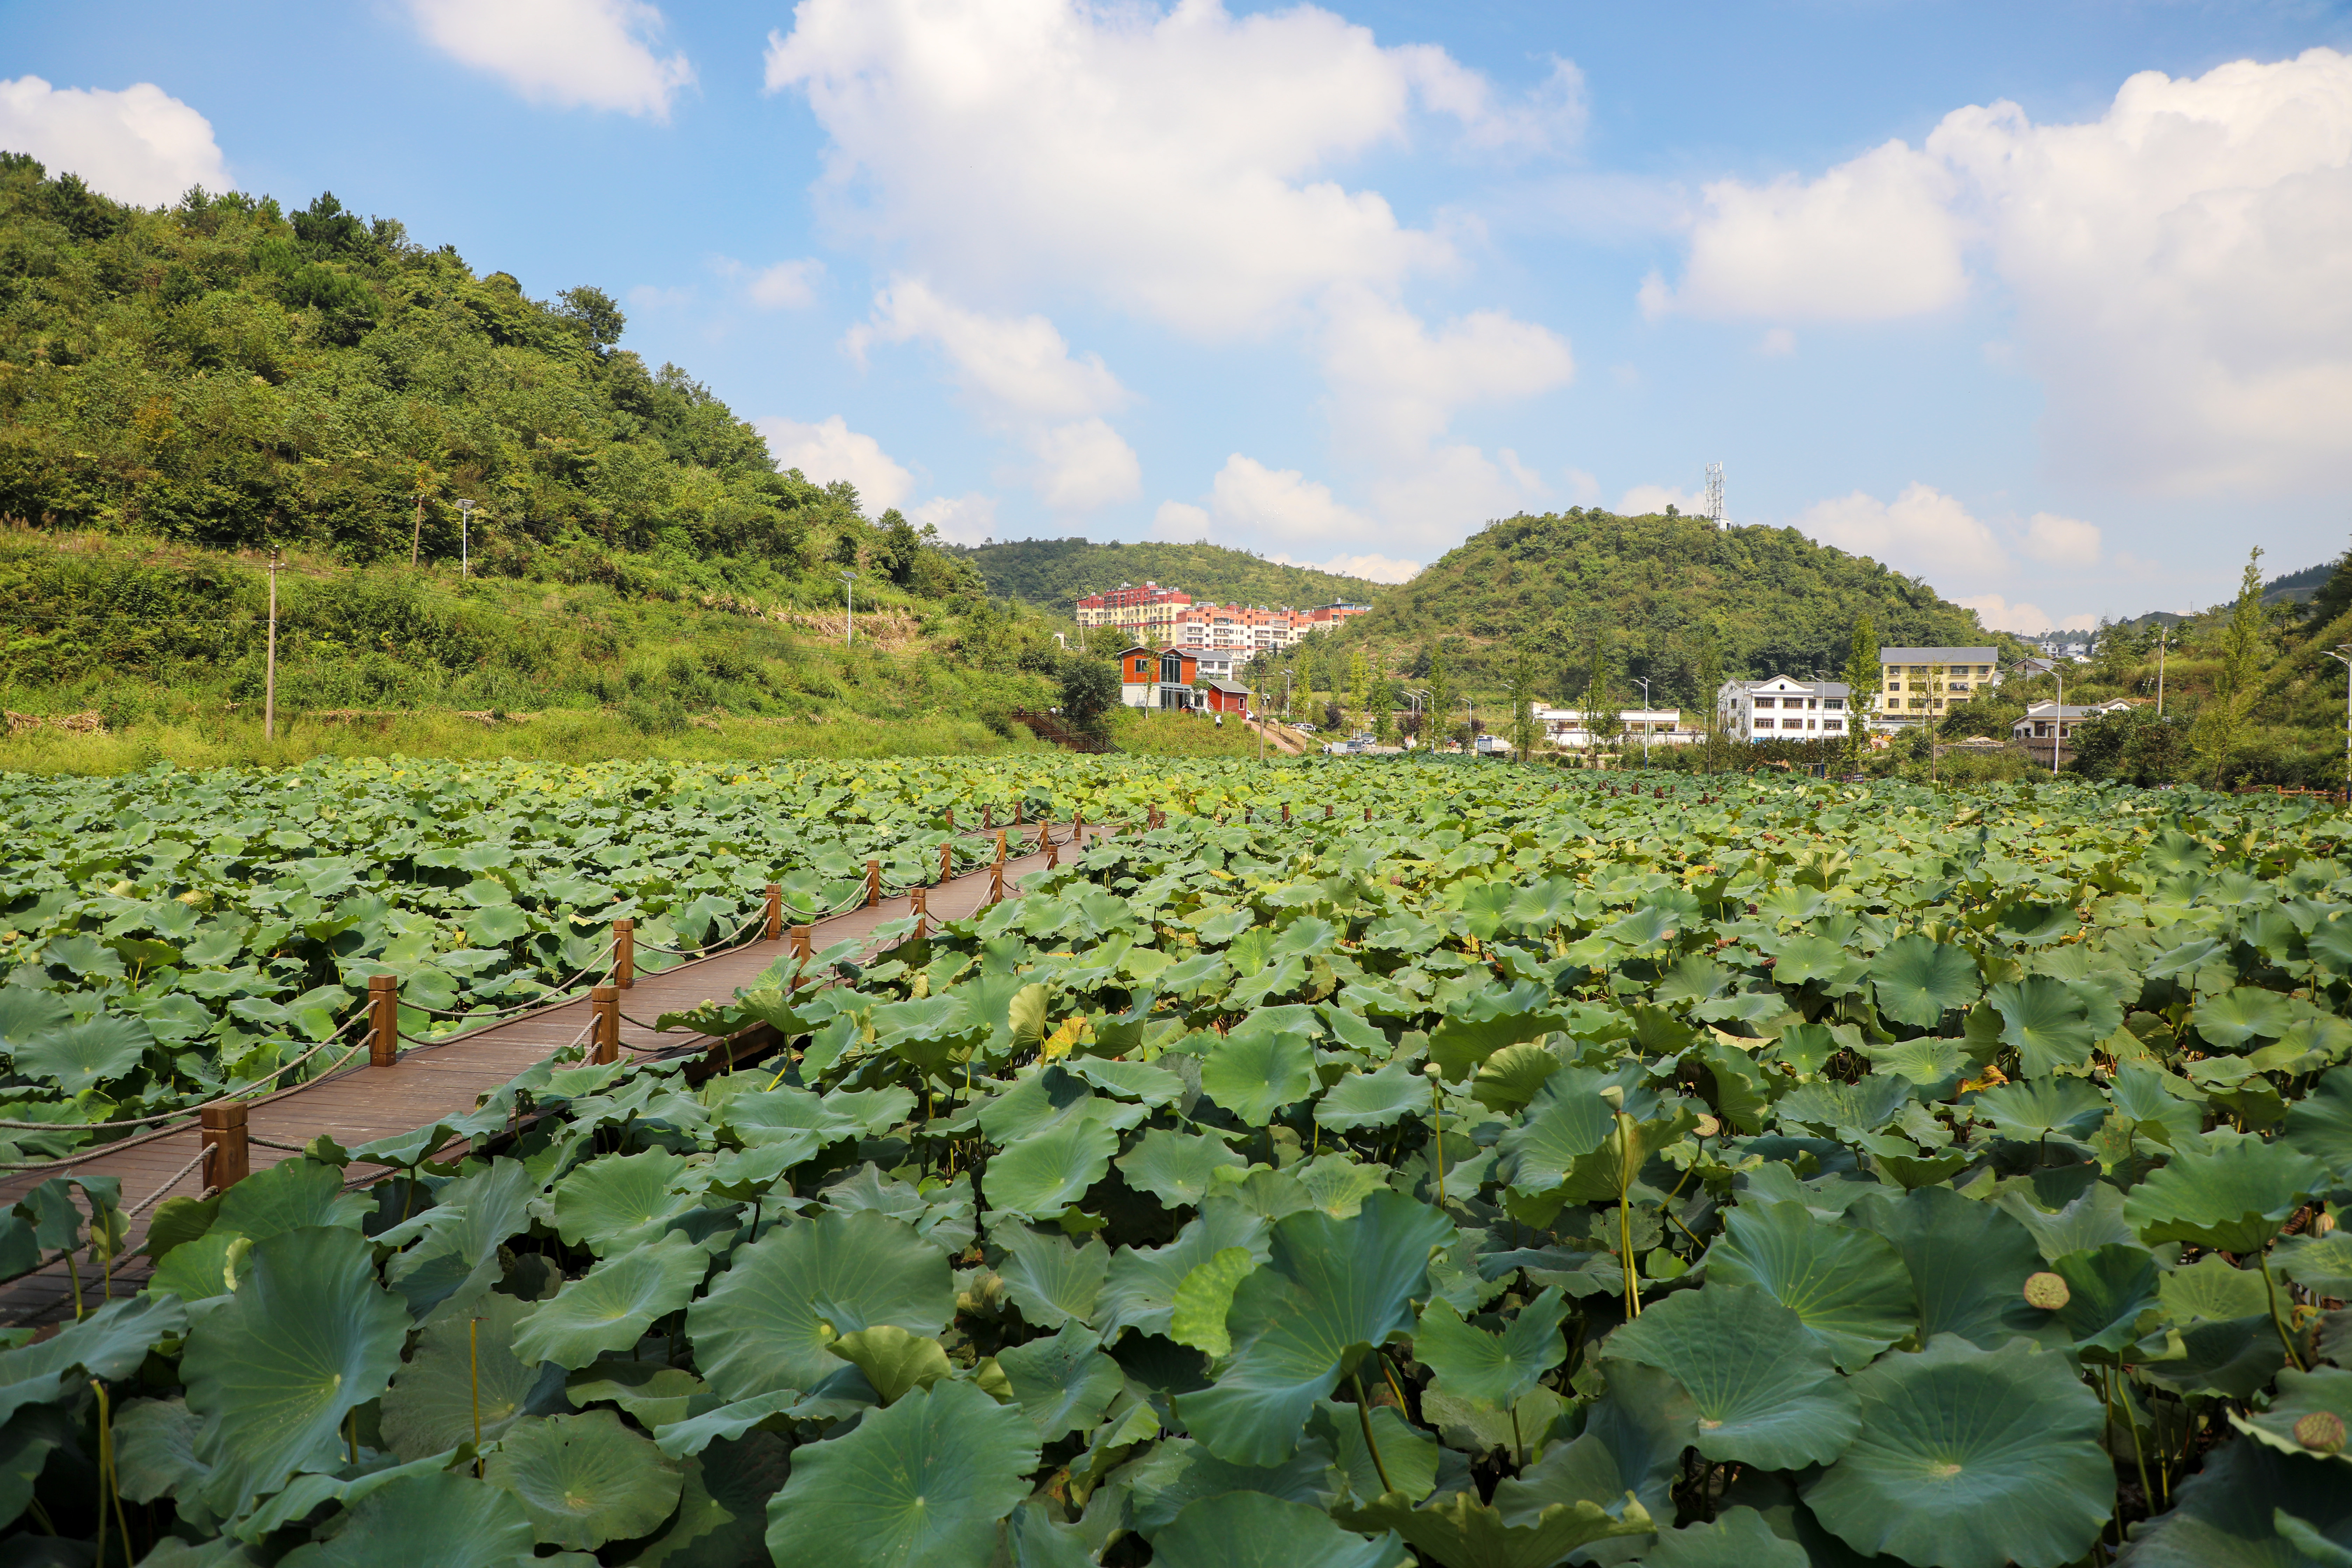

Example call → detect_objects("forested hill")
1343 509 1996 691
0 155 970 594
954 538 1384 614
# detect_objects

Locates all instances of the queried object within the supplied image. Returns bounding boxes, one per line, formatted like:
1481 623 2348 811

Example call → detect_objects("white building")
2012 699 2134 742
1717 676 1853 741
1874 646 2001 728
1532 706 1690 748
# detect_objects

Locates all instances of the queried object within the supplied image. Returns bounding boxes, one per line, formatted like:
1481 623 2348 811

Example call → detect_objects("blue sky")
6 1 2350 630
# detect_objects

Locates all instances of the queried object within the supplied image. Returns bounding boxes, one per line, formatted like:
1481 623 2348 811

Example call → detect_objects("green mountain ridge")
954 538 1383 617
1310 509 2002 702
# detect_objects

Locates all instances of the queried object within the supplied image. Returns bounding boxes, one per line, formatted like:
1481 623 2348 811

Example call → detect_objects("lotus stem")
2257 1251 2305 1372
66 1247 83 1322
471 1314 483 1473
1511 1403 1525 1473
2117 1366 2154 1525
1352 1371 1395 1496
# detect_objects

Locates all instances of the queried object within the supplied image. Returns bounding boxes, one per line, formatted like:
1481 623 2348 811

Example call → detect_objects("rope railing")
0 1009 376 1139
397 946 616 1020
126 1144 213 1218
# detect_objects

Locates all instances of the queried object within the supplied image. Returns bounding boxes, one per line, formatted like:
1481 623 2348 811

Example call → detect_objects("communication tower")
1704 463 1725 528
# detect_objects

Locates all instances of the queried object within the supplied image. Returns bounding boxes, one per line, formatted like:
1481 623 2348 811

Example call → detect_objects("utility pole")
264 551 281 742
839 572 855 646
2053 663 2064 777
411 491 425 568
2326 646 2352 801
457 498 474 579
2155 624 2170 716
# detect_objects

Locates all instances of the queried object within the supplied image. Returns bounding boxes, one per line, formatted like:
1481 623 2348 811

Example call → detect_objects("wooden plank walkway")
0 823 1112 1325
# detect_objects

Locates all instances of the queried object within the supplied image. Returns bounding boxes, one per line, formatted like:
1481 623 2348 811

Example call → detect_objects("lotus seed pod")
1422 1061 1442 1079
2022 1272 2071 1311
2318 1211 2338 1237
2296 1410 2346 1454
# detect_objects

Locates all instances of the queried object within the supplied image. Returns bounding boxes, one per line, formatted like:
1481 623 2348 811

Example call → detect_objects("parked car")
1294 723 1317 734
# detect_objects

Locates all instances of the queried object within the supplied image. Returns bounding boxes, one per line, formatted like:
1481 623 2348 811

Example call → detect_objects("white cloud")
1269 551 1422 584
1651 49 2352 493
908 492 998 545
2021 511 2102 567
1153 454 1380 560
1030 418 1142 511
1563 468 1602 505
853 278 1126 420
1953 595 2099 636
626 283 693 311
0 77 226 206
766 0 1569 335
1153 501 1212 539
850 279 1140 511
745 259 823 309
1757 327 1797 357
409 0 694 119
1653 139 1967 321
1793 482 2008 581
1618 484 1706 516
755 414 913 511
1320 288 1573 456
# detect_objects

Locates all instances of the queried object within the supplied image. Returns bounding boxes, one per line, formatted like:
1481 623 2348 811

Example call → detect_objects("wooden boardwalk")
0 822 1111 1325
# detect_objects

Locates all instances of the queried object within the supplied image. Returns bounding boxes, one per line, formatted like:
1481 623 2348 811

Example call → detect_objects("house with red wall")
1116 645 1200 710
1200 679 1253 716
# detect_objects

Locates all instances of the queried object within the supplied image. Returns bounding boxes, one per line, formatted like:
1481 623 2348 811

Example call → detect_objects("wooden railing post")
945 806 955 832
910 884 929 942
1282 804 1291 824
989 856 1005 905
790 924 812 965
591 985 619 1065
1326 805 1334 818
982 802 993 830
368 973 399 1067
199 1102 248 1190
865 859 881 908
764 883 782 941
939 841 953 883
612 918 634 988
1015 801 1024 826
1045 833 1059 870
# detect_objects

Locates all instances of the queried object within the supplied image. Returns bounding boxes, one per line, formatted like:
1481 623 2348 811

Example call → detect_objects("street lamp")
839 572 855 646
1634 676 1652 767
2325 645 2352 801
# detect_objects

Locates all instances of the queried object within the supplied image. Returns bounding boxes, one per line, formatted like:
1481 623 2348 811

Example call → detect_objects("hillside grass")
958 538 1382 616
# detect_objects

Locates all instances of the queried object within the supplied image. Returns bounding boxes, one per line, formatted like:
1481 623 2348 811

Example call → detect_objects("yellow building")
1872 646 2000 728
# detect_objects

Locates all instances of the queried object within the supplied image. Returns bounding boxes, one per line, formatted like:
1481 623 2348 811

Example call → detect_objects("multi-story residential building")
1075 582 1195 643
1872 646 2001 727
1075 583 1370 652
1716 676 1853 741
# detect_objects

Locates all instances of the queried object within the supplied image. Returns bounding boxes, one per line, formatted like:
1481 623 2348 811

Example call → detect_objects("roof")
1204 679 1253 694
2021 700 2128 719
1878 647 2000 663
1719 677 1853 697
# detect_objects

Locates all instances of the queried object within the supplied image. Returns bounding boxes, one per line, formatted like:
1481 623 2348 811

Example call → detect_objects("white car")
1294 723 1317 734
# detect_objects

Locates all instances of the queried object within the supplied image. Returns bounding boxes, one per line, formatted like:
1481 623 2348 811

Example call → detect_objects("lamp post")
2326 645 2352 802
2155 624 2170 716
839 572 855 646
457 498 474 579
1634 676 1652 766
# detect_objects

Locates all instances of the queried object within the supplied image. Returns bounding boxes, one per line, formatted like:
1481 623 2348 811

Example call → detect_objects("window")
1825 698 1843 710
1825 719 1843 731
1160 652 1184 684
1756 718 1774 729
1887 682 1902 692
1949 682 1970 693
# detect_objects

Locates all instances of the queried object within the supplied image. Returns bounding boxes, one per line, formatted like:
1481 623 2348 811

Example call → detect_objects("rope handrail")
126 1144 213 1218
397 946 615 1019
0 1009 375 1134
632 903 767 959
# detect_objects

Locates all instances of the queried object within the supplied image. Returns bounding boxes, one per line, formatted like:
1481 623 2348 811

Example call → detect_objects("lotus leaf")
996 1320 1123 1439
1310 1398 1442 1504
1126 1433 1346 1537
508 1230 707 1370
1200 1021 1318 1126
485 1408 682 1549
1175 1191 1454 1465
1413 1287 1568 1411
2194 987 2296 1050
2275 1231 2352 1297
564 1360 706 1424
1702 1200 1917 1368
2284 1065 2352 1179
2116 1432 2352 1566
827 1324 951 1405
549 1147 700 1256
1644 1506 1809 1568
983 1113 1119 1220
1157 1491 1409 1568
1316 1058 1427 1132
284 1469 537 1568
1802 1335 2109 1568
2231 1367 2352 1466
1098 1198 1272 1340
763 1378 1039 1568
17 1016 152 1093
2124 1136 2328 1253
1428 983 1572 1082
112 1397 207 1504
689 1207 953 1400
1853 1184 2053 1349
1337 1487 1651 1568
992 1223 1110 1329
1605 1282 1859 1469
182 1226 408 1514
629 1429 791 1568
1987 976 2095 1077
382 1292 567 1460
651 1389 800 1458
1169 1246 1258 1359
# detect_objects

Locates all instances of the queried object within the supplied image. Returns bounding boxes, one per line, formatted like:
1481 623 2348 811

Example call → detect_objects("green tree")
1057 657 1122 736
1505 644 1542 762
1427 648 1454 751
2191 547 2270 786
1843 612 1880 768
1348 649 1370 738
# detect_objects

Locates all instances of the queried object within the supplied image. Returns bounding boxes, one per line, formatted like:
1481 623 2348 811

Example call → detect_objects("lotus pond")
3 761 2351 1567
